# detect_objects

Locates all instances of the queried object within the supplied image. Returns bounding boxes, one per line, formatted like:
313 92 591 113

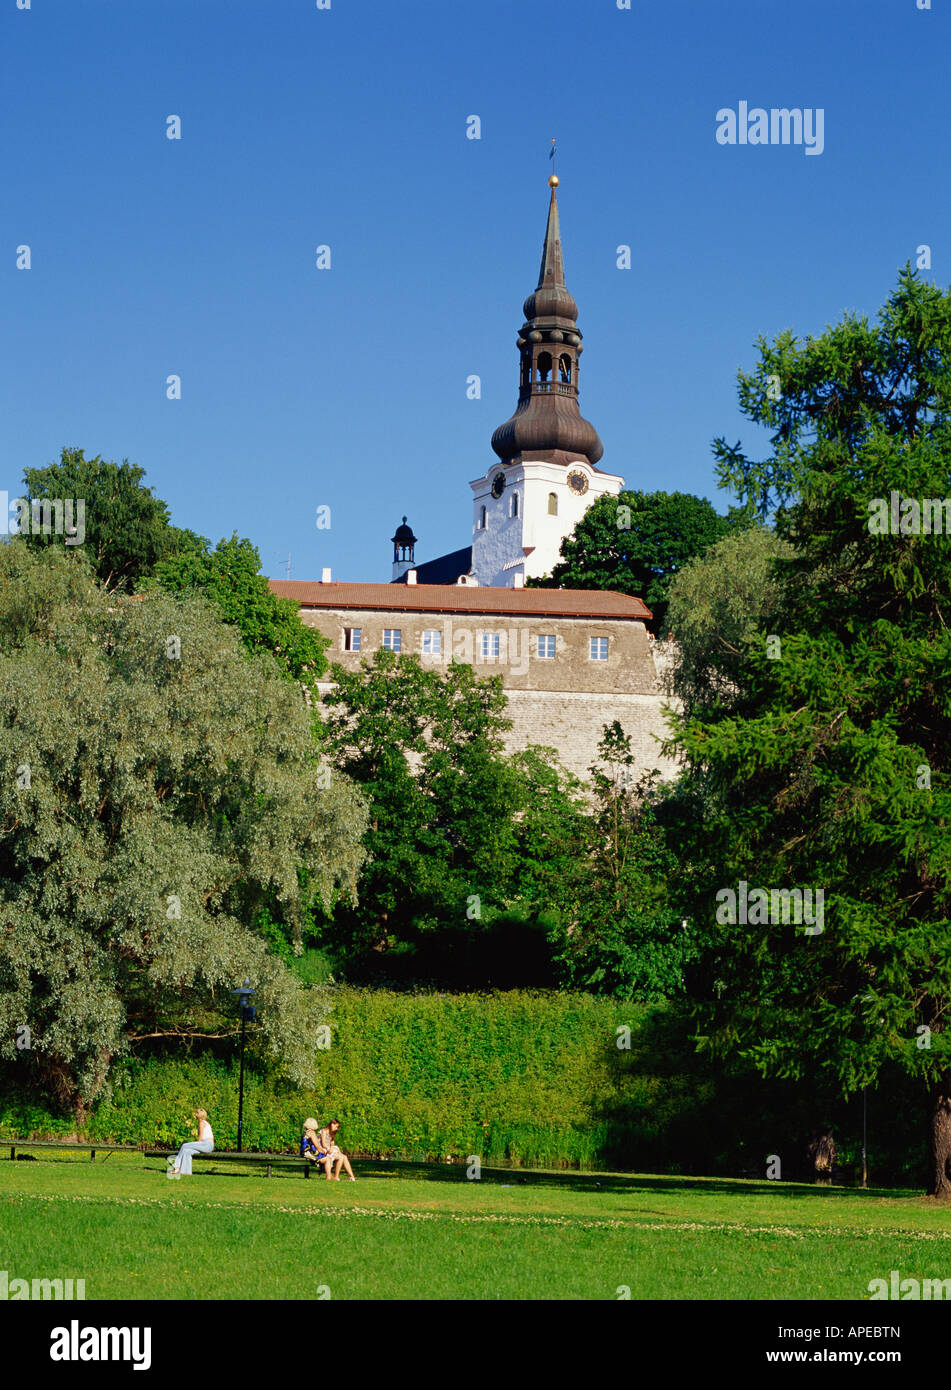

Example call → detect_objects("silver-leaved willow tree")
0 543 367 1121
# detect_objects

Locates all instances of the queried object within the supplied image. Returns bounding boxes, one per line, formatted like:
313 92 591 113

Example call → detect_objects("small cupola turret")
391 516 417 581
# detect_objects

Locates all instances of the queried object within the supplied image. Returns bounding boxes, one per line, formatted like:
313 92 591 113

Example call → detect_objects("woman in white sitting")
168 1108 214 1178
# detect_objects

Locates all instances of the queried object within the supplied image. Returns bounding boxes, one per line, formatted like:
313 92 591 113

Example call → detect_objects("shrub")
0 988 926 1181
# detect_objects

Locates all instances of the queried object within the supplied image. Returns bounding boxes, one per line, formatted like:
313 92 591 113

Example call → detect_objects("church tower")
469 175 623 588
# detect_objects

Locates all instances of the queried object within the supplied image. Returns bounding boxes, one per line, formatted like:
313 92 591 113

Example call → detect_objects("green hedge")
0 988 927 1179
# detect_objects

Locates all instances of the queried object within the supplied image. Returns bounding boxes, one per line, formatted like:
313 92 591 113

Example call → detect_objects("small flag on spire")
549 139 556 160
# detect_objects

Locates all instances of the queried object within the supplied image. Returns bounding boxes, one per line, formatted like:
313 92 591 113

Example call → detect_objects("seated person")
318 1119 356 1182
168 1107 214 1178
300 1118 332 1178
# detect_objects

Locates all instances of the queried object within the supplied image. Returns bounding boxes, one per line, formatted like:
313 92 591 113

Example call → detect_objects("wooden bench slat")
143 1149 307 1162
7 1139 323 1180
143 1148 323 1178
7 1140 137 1150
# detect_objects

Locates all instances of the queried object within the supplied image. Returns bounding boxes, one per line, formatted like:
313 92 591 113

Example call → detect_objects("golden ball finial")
548 174 559 187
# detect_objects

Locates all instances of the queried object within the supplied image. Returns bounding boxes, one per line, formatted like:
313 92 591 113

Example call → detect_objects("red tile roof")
269 579 651 621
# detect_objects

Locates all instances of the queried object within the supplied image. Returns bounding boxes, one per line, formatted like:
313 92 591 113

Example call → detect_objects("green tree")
319 651 523 960
531 489 744 631
664 524 794 721
21 447 205 590
549 724 683 1000
0 545 367 1119
672 267 951 1196
507 745 593 922
152 533 330 696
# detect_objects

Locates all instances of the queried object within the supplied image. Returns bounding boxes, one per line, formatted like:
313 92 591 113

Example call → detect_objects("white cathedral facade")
468 453 623 588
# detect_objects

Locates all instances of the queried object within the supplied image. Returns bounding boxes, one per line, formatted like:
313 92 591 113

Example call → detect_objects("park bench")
7 1139 140 1162
143 1148 321 1179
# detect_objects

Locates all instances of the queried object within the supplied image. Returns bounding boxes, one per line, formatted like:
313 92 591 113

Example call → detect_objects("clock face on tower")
491 472 506 499
567 470 589 496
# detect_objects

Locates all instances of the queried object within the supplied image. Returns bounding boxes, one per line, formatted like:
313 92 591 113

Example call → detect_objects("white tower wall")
469 459 623 588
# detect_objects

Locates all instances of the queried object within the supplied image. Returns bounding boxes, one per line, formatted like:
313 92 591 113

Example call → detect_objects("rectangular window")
537 634 556 659
382 629 402 652
422 629 442 655
589 636 609 661
343 628 362 652
480 632 501 660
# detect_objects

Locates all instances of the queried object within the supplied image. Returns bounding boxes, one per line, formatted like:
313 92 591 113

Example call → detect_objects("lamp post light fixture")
231 977 256 1153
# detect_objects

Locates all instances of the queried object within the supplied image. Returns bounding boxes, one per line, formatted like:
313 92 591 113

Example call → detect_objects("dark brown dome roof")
491 398 603 466
522 283 578 323
391 516 417 545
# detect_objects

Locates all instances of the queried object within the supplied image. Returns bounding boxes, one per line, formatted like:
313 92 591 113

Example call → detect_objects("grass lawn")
2 1152 949 1300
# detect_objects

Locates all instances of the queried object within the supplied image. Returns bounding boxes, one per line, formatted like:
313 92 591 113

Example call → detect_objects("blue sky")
3 0 947 582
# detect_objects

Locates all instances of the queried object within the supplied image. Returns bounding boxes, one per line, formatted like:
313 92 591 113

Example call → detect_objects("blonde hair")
196 1109 208 1121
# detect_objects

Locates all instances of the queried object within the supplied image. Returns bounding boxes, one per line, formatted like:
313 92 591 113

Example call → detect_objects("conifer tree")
672 269 951 1195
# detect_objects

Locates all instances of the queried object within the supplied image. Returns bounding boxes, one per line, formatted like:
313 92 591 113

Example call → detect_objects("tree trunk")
927 1071 951 1198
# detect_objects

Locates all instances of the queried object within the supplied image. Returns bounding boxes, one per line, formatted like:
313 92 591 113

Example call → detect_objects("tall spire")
535 179 567 297
490 176 603 469
521 176 578 327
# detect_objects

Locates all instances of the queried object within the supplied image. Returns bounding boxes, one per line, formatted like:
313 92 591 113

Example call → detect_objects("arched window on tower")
511 492 519 518
520 356 531 389
536 352 552 383
559 354 572 384
479 505 487 530
548 492 558 516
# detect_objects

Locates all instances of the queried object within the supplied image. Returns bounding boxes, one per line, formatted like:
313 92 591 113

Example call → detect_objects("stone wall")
502 688 681 784
299 606 659 695
305 602 682 785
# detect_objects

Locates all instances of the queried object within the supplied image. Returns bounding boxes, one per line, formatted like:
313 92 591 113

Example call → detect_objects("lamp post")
232 977 256 1153
680 918 687 991
850 993 873 1190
